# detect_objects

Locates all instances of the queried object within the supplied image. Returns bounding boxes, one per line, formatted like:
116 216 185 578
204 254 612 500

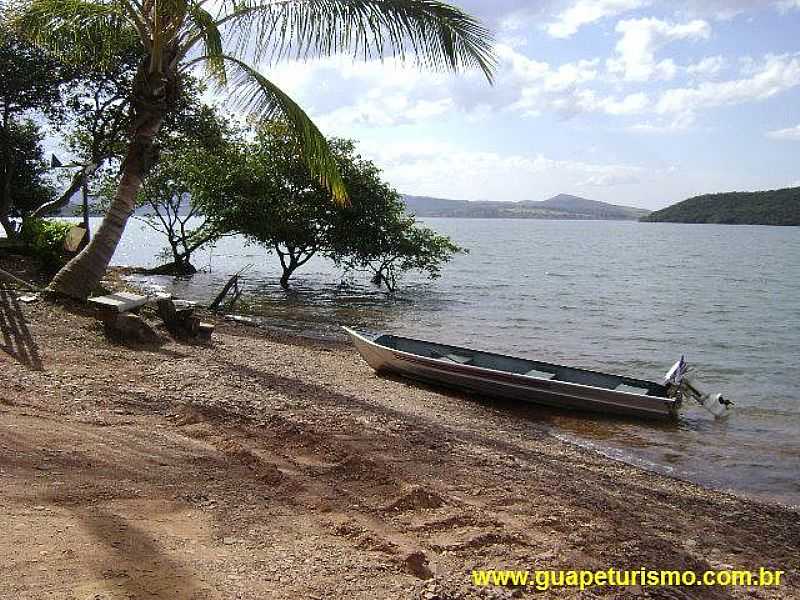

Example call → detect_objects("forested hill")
403 193 649 220
641 187 800 226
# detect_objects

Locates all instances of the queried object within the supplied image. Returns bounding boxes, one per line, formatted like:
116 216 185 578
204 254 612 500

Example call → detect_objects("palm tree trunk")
46 110 163 299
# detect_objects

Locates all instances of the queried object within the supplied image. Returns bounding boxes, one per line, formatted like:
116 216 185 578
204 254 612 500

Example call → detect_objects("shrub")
20 218 74 272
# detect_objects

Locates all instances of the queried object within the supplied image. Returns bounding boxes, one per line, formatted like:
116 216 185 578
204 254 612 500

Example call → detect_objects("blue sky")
262 0 800 209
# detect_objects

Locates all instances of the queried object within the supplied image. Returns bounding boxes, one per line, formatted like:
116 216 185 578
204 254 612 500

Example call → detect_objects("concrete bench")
88 292 154 313
90 292 214 341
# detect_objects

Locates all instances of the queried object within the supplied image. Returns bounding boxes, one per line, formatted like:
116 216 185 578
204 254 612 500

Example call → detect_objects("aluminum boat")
344 327 731 420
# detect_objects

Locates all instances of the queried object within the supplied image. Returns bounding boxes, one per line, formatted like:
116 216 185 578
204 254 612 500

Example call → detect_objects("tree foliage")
336 212 465 293
0 21 71 117
126 102 235 273
9 0 494 299
0 23 72 236
641 187 800 226
19 218 74 272
0 120 55 235
199 122 464 291
186 123 326 288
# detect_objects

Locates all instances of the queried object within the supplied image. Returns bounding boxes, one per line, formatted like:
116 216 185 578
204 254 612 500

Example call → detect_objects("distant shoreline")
641 186 799 226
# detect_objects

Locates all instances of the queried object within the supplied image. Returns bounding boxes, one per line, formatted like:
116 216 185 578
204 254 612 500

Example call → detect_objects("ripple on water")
110 218 800 506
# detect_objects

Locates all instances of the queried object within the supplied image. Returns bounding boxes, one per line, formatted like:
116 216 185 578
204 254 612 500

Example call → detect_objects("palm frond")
184 2 227 84
216 0 496 82
201 54 347 203
10 0 143 64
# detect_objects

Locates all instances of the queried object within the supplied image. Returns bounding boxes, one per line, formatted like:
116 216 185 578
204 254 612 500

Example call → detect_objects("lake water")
104 217 800 506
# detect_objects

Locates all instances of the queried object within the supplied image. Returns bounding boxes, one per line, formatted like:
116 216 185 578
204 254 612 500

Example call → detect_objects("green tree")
127 103 235 274
195 123 333 288
32 39 143 219
0 120 56 235
0 23 71 236
200 123 463 291
12 0 495 299
641 187 800 226
339 214 465 293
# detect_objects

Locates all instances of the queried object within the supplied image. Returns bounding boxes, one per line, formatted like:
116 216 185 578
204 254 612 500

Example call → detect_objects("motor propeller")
665 356 733 418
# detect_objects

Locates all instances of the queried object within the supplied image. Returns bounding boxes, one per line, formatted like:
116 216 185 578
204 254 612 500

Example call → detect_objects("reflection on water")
103 217 800 507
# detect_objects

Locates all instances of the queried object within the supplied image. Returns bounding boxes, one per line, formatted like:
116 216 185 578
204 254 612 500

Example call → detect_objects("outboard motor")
665 356 733 418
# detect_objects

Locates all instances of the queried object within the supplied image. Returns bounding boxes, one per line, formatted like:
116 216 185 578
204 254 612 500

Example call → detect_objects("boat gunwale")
343 327 676 410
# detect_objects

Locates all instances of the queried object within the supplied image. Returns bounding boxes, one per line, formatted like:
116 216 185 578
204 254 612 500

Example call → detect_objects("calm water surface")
104 217 800 506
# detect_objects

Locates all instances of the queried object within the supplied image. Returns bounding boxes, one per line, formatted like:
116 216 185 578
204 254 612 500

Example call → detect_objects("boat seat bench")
431 351 474 365
615 383 651 395
445 353 473 364
524 368 555 380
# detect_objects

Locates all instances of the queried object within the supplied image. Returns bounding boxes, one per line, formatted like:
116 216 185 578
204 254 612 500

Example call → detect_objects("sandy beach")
1 267 798 599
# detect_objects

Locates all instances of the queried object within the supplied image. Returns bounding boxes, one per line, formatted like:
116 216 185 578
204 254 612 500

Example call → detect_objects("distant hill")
402 193 649 221
52 191 649 222
641 187 800 226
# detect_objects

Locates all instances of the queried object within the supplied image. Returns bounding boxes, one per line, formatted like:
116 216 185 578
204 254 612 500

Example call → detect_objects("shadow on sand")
0 285 43 370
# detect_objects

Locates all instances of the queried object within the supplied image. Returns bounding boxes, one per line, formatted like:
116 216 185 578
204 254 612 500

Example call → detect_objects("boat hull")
344 328 678 420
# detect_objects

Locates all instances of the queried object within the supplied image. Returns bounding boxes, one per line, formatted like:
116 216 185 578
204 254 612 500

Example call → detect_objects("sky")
258 0 800 209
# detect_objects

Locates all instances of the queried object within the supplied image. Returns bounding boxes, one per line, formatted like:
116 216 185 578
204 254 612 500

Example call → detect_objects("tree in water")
328 181 466 293
11 0 495 298
200 122 464 292
97 97 234 274
195 123 333 289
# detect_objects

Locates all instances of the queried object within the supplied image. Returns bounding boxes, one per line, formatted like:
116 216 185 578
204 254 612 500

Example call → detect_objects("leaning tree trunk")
46 70 170 299
279 265 296 290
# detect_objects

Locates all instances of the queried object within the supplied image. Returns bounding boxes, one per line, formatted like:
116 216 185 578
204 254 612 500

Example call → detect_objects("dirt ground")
0 269 798 599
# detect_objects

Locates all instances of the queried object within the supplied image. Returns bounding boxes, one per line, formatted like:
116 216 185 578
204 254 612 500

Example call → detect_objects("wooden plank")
88 292 151 313
209 274 239 311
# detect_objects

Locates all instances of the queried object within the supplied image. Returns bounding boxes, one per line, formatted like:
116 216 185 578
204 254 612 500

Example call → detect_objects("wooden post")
80 177 91 249
209 273 240 311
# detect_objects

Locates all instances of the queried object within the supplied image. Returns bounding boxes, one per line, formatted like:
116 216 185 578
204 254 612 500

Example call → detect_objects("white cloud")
315 95 455 129
265 55 456 132
766 124 800 140
546 0 647 39
607 18 711 82
629 113 697 134
656 53 800 114
686 56 726 78
573 90 650 115
271 43 617 130
543 59 601 92
580 171 642 186
496 45 650 118
777 0 800 12
677 0 773 19
262 31 800 138
359 140 647 201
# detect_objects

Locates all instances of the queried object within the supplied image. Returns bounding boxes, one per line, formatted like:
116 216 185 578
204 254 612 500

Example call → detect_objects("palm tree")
11 0 495 299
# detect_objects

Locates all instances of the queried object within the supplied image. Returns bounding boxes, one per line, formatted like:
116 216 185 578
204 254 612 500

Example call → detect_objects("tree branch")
31 162 100 218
